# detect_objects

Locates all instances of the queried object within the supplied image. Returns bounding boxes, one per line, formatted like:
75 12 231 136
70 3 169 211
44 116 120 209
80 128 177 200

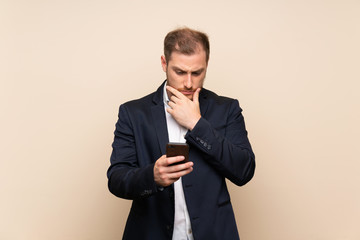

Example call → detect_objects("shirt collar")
163 81 170 107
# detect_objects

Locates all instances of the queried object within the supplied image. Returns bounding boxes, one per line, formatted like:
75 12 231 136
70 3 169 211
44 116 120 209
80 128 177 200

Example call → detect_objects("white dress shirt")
163 83 194 240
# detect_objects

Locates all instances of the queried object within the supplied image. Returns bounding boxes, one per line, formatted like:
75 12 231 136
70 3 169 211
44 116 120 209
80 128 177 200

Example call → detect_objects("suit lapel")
199 88 209 117
151 81 169 155
151 105 168 155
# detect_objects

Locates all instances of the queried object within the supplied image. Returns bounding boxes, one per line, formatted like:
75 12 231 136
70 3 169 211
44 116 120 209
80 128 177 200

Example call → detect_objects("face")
161 48 208 100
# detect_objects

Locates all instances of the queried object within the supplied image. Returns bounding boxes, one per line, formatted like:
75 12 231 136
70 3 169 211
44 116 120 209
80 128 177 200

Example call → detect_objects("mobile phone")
166 143 189 165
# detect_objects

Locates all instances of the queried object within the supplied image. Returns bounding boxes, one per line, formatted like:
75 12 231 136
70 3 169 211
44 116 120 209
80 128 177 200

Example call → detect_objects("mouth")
180 90 194 95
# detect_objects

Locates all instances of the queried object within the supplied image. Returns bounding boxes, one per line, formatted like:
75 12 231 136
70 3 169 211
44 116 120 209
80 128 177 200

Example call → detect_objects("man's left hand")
166 86 201 130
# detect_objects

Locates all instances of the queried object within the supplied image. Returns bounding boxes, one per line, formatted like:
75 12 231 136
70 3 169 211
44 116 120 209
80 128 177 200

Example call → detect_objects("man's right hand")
154 155 194 187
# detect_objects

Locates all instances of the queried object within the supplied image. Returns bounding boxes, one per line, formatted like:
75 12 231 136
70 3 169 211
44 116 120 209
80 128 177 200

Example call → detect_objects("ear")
161 55 167 72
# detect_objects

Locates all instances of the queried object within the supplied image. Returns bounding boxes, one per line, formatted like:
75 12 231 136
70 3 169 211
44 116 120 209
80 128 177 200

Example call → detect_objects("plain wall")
1 0 359 239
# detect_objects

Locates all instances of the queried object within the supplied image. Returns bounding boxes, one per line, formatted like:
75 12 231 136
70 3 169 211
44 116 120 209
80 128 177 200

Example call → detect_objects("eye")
192 71 201 76
176 71 186 75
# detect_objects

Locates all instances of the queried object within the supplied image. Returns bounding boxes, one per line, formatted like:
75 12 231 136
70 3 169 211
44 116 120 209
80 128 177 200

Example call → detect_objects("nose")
184 73 193 89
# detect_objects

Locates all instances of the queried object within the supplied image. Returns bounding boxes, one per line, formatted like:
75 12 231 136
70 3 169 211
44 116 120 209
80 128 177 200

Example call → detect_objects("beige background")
1 0 359 239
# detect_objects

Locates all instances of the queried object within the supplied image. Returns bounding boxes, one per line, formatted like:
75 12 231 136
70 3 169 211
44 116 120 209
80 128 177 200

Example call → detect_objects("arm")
107 104 194 200
107 104 158 200
166 86 255 186
186 100 255 186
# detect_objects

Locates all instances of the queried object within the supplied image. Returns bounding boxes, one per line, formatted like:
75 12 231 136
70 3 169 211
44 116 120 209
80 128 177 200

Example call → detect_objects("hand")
154 155 194 187
166 86 201 130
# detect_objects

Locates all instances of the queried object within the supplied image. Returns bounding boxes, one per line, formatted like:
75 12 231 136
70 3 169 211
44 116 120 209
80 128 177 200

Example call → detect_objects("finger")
157 155 173 168
160 155 168 162
167 100 177 109
168 161 193 172
165 156 185 166
166 86 185 99
166 106 174 115
168 166 194 179
169 95 180 104
192 88 201 104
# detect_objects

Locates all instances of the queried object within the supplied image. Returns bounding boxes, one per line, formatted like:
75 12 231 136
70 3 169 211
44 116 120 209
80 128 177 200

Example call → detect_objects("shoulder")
201 88 243 120
201 88 239 106
115 91 158 126
120 82 164 110
122 91 156 109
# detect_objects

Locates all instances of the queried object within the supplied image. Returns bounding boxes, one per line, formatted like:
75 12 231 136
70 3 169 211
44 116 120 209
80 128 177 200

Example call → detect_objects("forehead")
167 49 207 70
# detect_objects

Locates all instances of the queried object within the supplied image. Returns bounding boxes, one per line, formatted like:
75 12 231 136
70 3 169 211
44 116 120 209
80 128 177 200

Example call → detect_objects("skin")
154 47 208 187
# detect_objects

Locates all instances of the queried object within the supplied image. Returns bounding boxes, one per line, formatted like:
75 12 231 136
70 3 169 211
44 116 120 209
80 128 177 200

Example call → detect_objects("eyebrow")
171 66 205 73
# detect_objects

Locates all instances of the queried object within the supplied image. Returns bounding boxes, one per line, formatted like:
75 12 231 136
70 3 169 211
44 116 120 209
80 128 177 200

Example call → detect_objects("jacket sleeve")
185 99 255 186
107 104 159 200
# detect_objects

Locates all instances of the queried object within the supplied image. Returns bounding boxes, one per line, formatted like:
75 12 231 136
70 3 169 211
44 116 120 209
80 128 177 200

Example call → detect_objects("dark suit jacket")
107 81 255 240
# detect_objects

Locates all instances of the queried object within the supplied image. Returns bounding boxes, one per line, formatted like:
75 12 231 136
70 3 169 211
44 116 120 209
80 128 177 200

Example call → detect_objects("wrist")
189 115 201 131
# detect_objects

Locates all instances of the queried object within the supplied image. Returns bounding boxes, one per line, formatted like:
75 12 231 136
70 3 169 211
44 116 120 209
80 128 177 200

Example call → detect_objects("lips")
180 91 194 95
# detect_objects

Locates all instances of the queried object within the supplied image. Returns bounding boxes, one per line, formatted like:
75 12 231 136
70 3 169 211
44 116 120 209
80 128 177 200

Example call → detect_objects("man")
107 27 255 240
